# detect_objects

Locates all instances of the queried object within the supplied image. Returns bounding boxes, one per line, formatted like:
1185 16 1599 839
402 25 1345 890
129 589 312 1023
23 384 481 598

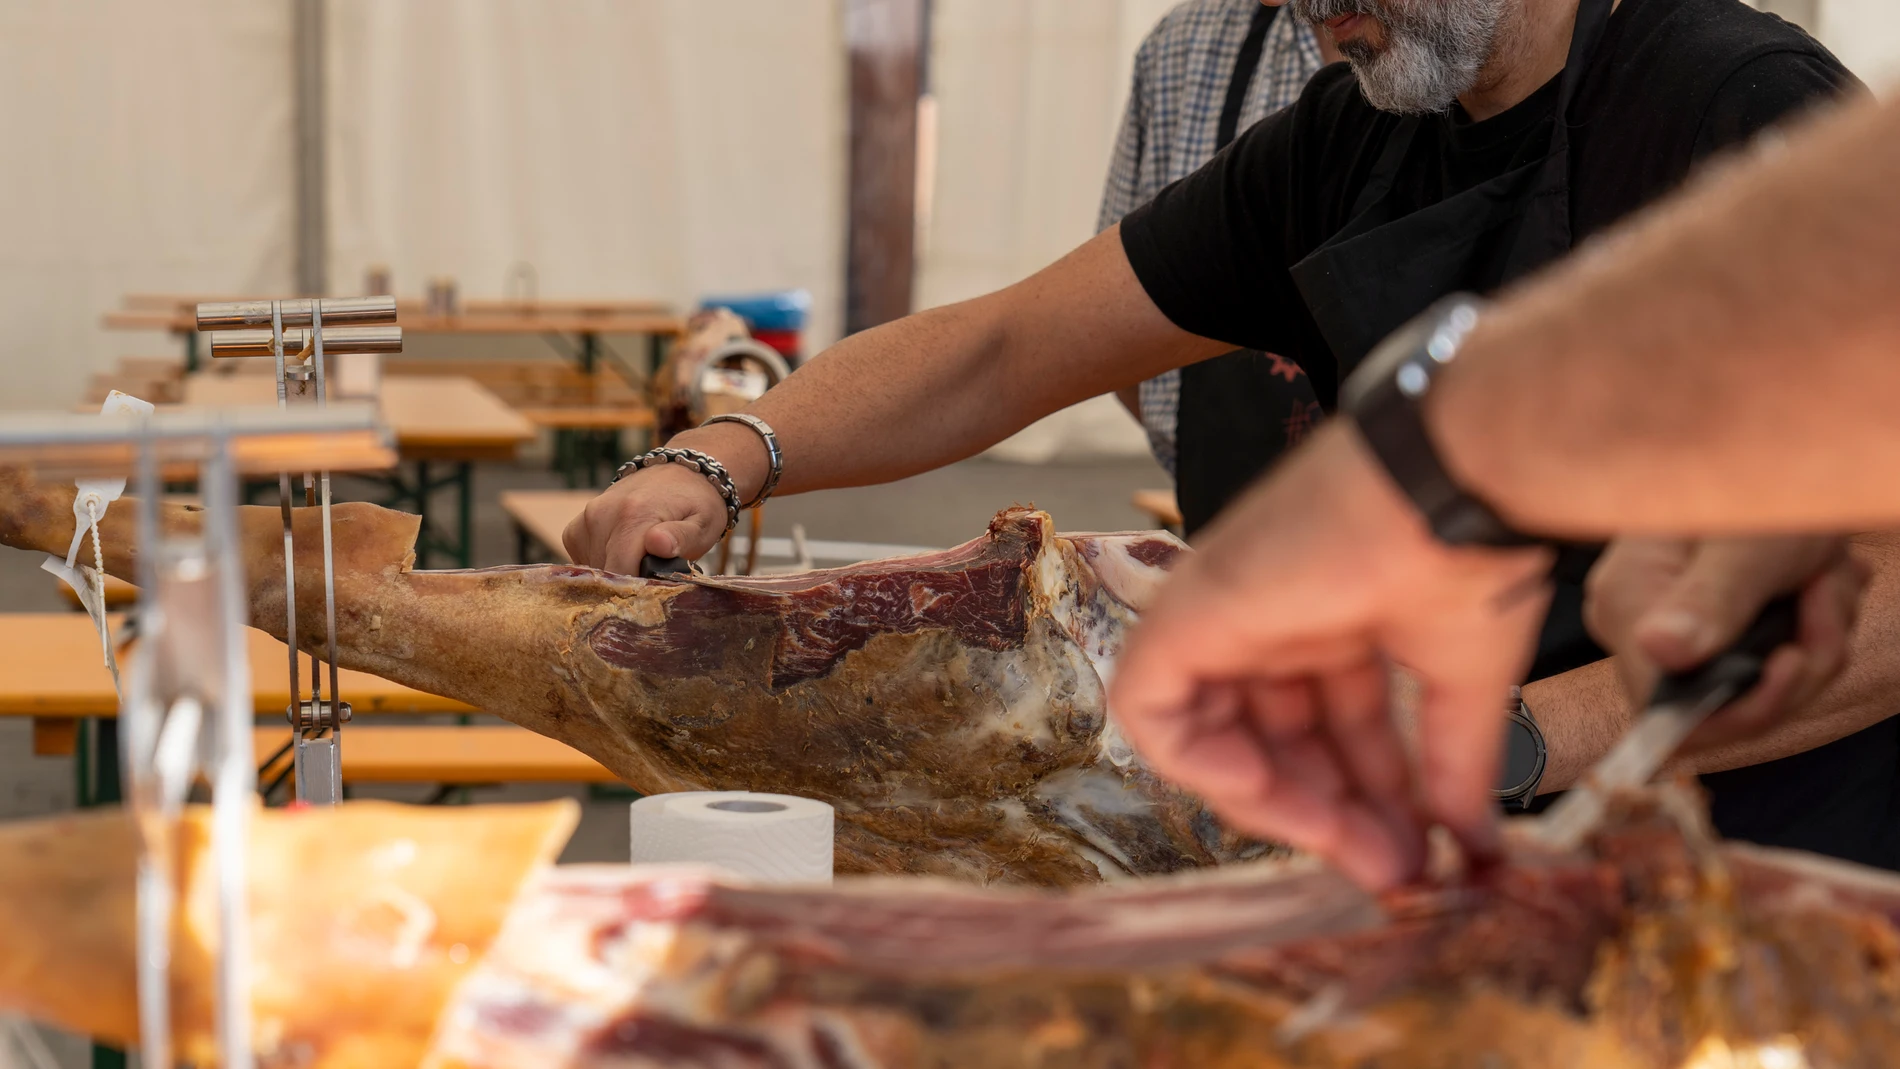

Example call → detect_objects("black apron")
1171 0 1900 870
1175 3 1326 538
1178 0 1613 680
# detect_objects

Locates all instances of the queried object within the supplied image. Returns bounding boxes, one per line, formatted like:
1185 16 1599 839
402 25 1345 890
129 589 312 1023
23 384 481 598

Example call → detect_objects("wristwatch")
1494 687 1547 810
1340 296 1537 547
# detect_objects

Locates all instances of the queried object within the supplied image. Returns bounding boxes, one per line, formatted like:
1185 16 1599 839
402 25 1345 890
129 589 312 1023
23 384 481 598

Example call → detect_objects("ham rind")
0 470 1250 886
425 792 1900 1069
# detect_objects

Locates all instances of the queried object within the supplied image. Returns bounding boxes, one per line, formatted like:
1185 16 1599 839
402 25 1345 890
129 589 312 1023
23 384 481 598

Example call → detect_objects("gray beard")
1290 0 1508 115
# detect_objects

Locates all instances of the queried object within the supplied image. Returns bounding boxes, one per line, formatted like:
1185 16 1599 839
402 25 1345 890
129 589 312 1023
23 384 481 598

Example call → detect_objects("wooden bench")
1133 488 1184 533
500 489 591 563
253 724 616 784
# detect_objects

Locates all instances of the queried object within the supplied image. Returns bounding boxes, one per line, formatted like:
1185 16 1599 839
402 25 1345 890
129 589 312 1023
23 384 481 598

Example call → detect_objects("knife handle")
639 555 695 579
1646 593 1800 709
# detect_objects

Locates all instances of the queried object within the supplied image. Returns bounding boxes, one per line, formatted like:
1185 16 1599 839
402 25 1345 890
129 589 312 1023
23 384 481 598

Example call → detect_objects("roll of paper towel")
629 791 834 884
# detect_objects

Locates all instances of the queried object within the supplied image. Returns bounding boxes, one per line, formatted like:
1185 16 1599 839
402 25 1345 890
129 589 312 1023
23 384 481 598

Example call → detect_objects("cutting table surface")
0 613 474 718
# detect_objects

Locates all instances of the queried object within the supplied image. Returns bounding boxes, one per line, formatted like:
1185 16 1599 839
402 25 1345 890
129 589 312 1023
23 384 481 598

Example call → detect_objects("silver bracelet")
700 413 783 509
611 447 742 538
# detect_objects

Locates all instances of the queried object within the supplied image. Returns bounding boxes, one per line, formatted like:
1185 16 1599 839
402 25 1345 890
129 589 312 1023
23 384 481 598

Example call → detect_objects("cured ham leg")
0 800 575 1069
3 788 1896 1066
0 470 1249 886
425 789 1900 1069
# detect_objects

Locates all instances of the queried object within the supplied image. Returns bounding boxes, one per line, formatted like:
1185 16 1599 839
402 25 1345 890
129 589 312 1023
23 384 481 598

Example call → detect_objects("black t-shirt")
1122 0 1856 407
1123 0 1900 870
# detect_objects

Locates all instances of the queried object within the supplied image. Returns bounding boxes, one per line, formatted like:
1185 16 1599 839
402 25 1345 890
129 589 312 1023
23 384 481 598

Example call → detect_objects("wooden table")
385 357 658 487
183 373 534 566
0 612 475 800
0 614 473 726
1133 488 1184 533
0 614 616 804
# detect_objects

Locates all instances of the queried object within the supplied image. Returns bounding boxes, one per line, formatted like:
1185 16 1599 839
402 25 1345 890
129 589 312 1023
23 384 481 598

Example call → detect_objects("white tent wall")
919 0 1185 464
327 0 849 351
0 1 295 411
1814 0 1900 89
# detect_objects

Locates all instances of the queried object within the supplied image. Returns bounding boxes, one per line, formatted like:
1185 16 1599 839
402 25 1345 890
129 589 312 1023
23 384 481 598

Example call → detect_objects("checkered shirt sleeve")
1098 0 1324 476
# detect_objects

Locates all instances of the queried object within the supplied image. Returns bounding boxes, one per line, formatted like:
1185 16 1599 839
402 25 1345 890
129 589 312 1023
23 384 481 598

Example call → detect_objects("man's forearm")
1523 659 1627 794
665 228 1220 504
1429 94 1900 537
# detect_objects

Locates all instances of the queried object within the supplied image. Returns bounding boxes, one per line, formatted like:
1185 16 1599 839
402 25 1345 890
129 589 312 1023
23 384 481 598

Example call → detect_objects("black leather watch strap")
1495 689 1547 810
1341 297 1540 548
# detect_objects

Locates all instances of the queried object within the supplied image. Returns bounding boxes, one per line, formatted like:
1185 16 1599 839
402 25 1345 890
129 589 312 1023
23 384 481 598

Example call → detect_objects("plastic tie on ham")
41 391 155 695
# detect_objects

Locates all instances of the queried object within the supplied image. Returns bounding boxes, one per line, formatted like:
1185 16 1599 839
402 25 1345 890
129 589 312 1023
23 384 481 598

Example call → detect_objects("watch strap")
1494 688 1547 810
1342 297 1540 548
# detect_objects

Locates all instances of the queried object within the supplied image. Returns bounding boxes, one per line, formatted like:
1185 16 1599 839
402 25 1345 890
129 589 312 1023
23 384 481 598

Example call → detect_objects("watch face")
1496 717 1542 796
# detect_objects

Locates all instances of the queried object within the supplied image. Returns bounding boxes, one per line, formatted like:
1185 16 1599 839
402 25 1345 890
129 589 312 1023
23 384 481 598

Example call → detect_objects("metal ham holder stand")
196 297 404 805
0 405 393 1069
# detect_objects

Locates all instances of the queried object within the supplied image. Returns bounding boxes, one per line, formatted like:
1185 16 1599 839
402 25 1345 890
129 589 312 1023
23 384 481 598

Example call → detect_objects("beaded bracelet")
610 447 742 539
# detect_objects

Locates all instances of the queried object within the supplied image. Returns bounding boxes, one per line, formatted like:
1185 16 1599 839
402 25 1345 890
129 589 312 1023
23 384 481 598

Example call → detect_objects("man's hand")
1583 536 1867 750
562 464 730 575
1110 422 1555 891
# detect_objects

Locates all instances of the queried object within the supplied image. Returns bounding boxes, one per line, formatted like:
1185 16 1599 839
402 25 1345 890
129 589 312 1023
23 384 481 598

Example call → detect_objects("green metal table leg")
579 332 598 374
185 331 201 374
79 720 128 1068
412 460 433 568
77 719 122 808
454 461 473 569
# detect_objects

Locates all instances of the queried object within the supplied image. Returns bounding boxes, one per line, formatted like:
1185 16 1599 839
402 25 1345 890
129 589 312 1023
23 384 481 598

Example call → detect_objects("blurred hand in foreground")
1110 422 1554 891
1584 535 1866 751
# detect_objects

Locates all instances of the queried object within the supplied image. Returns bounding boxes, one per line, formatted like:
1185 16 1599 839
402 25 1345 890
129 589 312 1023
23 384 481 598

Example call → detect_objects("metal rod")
127 435 171 1069
197 297 394 332
0 402 380 446
315 302 344 791
209 325 403 358
202 433 257 1069
274 306 301 761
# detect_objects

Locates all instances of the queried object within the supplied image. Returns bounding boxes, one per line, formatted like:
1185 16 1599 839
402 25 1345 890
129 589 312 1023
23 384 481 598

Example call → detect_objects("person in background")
1109 85 1900 890
1098 0 1337 496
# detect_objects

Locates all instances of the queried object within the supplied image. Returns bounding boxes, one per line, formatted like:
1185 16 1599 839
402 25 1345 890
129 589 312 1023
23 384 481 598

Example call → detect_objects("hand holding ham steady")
1110 422 1554 891
563 463 731 576
1583 535 1866 750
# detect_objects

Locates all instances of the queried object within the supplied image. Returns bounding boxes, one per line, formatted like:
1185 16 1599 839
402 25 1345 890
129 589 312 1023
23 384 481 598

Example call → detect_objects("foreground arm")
1435 94 1900 535
566 231 1224 572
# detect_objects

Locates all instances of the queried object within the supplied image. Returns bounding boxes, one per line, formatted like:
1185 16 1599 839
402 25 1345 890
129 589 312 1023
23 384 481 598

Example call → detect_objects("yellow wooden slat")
254 725 617 783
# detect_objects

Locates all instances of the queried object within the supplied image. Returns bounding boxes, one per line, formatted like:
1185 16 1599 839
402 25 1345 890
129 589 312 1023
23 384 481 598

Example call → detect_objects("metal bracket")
195 296 402 806
0 402 392 1069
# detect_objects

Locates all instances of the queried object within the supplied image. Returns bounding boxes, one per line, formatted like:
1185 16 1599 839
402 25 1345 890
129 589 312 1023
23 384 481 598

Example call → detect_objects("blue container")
699 289 812 333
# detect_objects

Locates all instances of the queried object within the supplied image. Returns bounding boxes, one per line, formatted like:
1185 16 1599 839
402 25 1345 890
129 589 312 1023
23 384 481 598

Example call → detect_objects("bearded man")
568 0 1888 872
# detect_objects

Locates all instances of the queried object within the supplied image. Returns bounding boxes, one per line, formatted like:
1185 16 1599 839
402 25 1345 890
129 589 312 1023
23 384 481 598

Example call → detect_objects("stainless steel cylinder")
195 296 398 331
209 325 403 357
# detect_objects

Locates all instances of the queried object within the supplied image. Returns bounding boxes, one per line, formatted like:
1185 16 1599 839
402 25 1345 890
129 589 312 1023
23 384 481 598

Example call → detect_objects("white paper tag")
46 390 153 696
64 391 155 567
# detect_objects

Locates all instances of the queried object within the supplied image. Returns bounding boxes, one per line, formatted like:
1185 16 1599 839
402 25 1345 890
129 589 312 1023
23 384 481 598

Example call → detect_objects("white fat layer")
1040 539 1150 770
1063 531 1185 612
429 868 760 1063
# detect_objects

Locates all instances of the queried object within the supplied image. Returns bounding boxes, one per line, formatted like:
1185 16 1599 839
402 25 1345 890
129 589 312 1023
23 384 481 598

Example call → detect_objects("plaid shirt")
1099 0 1324 475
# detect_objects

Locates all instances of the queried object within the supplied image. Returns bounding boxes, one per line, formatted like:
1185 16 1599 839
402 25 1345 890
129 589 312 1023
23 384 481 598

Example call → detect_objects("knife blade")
1537 593 1800 850
639 554 697 579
